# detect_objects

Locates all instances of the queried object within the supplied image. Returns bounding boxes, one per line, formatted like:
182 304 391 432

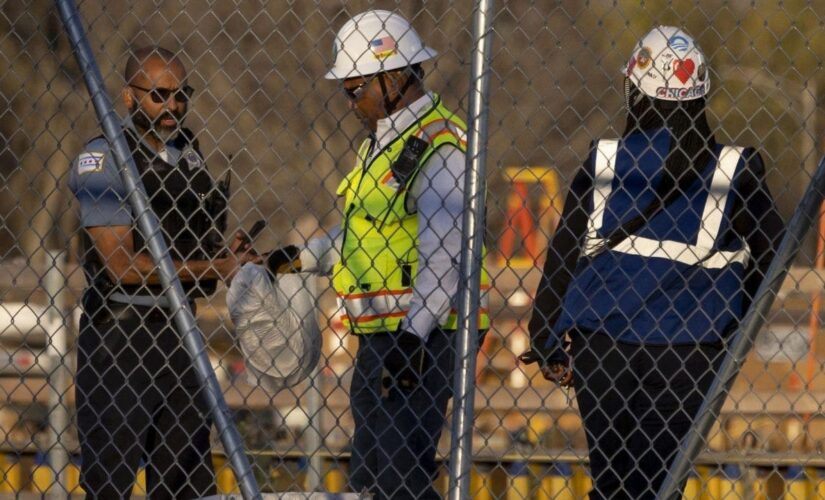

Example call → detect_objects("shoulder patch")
77 152 105 175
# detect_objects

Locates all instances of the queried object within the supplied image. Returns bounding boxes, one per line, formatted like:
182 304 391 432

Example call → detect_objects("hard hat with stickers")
324 10 438 80
624 26 709 101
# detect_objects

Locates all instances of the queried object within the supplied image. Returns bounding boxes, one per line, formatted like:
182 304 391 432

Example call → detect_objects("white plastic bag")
226 264 321 391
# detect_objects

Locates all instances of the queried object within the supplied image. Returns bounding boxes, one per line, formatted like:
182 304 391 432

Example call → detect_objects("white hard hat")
324 10 437 80
624 26 709 101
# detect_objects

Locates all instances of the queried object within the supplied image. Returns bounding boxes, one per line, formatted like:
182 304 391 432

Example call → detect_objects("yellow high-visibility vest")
332 96 490 334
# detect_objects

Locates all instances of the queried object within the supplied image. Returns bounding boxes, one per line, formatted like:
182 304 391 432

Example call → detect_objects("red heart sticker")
673 58 696 84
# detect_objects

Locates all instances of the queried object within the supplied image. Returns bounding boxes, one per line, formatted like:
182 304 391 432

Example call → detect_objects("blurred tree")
0 0 821 266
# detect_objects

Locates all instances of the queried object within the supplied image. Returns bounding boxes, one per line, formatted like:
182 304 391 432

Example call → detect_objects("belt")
108 292 185 309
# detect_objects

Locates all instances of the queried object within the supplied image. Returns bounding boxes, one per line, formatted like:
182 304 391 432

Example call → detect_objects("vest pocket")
401 264 412 288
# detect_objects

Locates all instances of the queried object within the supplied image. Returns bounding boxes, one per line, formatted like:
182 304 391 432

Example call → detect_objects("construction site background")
2 0 825 497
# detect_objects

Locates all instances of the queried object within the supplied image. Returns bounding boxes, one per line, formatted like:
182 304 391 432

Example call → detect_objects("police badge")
184 149 204 170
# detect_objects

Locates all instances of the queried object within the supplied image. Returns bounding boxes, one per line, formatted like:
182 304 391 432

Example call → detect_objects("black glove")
382 330 427 393
518 338 571 367
266 245 300 275
517 349 546 366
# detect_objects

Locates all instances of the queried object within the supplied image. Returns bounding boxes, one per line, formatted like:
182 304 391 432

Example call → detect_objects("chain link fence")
1 0 825 498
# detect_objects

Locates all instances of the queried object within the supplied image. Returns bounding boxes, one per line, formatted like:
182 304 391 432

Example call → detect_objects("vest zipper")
339 99 443 261
340 137 376 266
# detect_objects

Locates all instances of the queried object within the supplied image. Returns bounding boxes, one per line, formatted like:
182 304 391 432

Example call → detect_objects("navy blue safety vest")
555 130 750 345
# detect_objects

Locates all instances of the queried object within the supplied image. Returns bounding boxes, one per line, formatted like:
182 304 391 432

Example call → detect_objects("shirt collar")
372 91 437 154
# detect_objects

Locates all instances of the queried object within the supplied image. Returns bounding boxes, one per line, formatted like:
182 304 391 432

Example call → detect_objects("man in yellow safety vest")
268 9 489 499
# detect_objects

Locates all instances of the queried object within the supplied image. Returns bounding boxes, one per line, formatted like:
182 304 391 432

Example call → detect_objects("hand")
518 348 573 388
382 330 426 392
214 229 255 258
266 245 301 274
218 231 262 281
517 349 544 365
540 361 573 388
227 230 255 254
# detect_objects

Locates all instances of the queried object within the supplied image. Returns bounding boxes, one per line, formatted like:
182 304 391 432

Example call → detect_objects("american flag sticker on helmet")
370 36 397 59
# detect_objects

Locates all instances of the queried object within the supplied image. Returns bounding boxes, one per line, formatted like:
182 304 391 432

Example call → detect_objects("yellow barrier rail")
5 448 825 497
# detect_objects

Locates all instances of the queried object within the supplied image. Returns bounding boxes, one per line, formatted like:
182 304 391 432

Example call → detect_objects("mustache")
153 111 184 127
128 104 184 128
128 106 186 140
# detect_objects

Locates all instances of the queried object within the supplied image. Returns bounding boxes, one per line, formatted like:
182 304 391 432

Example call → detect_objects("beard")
129 104 184 144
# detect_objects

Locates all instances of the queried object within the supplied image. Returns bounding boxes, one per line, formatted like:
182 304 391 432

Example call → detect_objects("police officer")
268 10 489 499
520 27 784 499
69 47 258 499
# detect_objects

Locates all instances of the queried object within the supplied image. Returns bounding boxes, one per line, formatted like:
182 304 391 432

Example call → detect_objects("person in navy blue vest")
520 27 784 499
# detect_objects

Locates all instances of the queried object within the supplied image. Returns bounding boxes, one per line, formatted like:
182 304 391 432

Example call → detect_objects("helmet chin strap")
624 77 644 111
378 69 415 117
624 77 632 110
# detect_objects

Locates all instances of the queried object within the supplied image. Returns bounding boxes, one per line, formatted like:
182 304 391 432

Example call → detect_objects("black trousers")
348 328 456 500
75 303 215 499
570 331 723 500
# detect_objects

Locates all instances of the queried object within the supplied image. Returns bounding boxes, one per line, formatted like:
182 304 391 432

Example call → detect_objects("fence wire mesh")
1 0 825 498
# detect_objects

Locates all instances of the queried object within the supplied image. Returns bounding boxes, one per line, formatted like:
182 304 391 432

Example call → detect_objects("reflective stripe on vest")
414 118 468 148
583 139 750 269
337 285 491 326
332 97 491 334
338 288 413 323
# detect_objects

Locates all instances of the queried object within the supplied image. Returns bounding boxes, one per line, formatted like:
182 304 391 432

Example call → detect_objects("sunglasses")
130 84 194 104
342 77 374 101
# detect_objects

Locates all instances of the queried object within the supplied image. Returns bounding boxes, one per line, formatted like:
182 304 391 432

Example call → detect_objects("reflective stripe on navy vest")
555 131 750 345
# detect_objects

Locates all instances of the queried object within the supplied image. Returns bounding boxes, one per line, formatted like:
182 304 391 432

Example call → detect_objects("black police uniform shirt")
68 118 216 299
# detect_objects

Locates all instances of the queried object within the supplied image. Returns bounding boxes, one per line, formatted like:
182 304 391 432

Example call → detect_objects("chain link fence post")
304 367 323 492
44 249 69 498
448 1 495 499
